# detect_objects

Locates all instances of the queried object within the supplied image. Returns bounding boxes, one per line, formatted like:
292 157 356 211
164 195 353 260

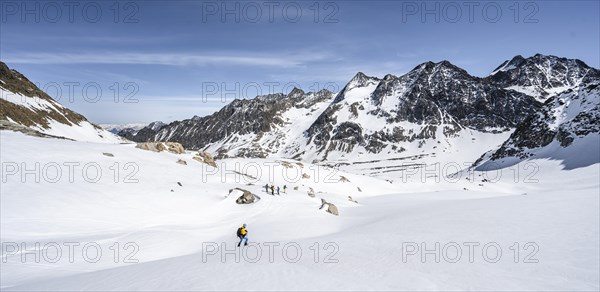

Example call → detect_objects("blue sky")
1 0 599 124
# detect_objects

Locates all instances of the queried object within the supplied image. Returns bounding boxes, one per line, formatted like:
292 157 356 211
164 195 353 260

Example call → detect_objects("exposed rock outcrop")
136 142 185 154
193 151 217 167
230 188 257 204
319 198 339 216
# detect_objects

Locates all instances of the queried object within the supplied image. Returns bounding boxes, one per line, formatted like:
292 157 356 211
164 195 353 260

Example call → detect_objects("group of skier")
237 184 291 246
264 183 287 195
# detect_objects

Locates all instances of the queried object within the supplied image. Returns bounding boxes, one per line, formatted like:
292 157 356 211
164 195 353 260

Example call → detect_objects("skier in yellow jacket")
236 224 248 247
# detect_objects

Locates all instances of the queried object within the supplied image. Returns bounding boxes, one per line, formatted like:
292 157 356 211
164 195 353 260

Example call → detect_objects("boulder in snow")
278 160 293 168
136 142 185 154
231 188 256 204
176 159 187 165
307 187 316 198
327 203 339 216
319 198 339 216
193 151 217 168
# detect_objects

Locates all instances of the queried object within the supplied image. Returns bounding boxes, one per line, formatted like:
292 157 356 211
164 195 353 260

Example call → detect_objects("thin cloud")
4 51 329 68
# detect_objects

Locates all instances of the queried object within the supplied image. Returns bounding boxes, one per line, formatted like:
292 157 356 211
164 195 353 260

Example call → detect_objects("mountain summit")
488 54 599 102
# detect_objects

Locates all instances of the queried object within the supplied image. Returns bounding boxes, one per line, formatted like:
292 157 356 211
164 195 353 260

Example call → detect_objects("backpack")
236 227 243 237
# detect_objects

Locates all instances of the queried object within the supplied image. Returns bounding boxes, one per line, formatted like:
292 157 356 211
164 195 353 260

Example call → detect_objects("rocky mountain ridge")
121 54 598 164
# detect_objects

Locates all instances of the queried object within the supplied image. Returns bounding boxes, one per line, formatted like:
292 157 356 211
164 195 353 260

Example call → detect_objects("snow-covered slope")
1 130 598 291
0 61 122 143
476 82 600 170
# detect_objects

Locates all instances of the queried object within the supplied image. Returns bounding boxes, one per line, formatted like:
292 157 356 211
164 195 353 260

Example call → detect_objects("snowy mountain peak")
415 60 456 70
148 121 167 130
383 73 397 81
287 87 306 100
348 72 379 87
349 71 369 82
436 60 457 68
409 60 472 84
334 72 380 103
100 123 148 134
491 55 526 74
487 54 600 102
431 60 469 74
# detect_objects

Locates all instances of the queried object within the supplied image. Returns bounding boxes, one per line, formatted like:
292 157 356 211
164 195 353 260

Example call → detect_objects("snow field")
1 130 598 290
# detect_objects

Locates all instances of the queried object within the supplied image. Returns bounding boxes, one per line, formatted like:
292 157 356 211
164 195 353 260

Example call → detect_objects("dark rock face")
121 88 334 153
377 61 539 129
489 82 600 160
304 60 543 158
120 122 163 142
488 54 600 100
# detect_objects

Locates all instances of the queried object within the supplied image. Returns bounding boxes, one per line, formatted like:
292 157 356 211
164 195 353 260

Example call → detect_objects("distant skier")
276 186 280 195
270 185 275 195
237 224 248 247
264 184 269 193
283 185 287 193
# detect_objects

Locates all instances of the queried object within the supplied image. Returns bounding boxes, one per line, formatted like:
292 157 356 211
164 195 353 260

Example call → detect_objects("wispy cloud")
4 51 330 68
2 33 183 45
